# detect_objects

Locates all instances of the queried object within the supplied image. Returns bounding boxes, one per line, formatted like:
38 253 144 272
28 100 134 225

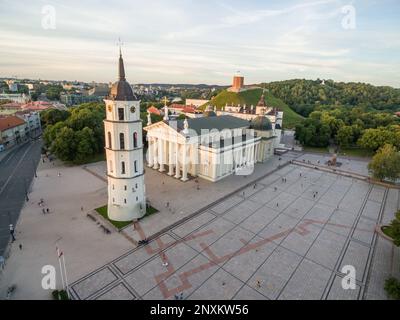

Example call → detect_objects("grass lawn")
382 225 395 239
200 88 304 129
95 204 159 230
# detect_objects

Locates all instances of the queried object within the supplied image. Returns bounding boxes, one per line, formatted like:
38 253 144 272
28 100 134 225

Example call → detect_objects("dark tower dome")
109 51 136 101
250 116 272 131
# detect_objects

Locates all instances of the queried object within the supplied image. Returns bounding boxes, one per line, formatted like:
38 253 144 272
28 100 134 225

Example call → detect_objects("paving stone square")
279 259 332 300
70 162 399 300
95 283 136 300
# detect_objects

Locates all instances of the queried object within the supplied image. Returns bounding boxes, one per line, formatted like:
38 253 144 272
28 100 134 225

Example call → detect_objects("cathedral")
103 51 146 221
144 101 279 182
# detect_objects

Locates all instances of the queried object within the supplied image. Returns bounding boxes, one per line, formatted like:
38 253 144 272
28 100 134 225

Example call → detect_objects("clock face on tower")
130 106 136 113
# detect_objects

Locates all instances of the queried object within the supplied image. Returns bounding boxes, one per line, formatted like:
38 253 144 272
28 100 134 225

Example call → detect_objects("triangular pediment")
144 121 187 143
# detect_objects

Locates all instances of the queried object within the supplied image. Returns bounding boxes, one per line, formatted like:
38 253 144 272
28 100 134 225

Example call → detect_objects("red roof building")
147 106 161 116
0 115 26 132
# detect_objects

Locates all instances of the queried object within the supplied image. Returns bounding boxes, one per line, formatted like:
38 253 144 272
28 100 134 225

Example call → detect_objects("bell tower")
103 50 146 221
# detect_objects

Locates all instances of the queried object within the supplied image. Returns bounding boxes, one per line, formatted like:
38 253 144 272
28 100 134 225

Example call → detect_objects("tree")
51 127 77 161
41 109 70 127
368 144 400 181
358 128 399 151
75 127 97 162
42 102 106 163
336 126 354 147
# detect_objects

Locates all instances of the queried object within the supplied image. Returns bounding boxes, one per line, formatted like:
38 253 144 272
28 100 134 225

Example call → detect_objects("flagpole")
56 247 65 290
62 254 70 299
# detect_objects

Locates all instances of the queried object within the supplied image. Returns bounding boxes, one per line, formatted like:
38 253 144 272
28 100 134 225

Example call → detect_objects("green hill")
200 88 304 129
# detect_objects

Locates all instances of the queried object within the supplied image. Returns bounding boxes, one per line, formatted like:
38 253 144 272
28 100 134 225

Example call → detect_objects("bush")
385 277 400 300
52 290 59 300
52 289 70 300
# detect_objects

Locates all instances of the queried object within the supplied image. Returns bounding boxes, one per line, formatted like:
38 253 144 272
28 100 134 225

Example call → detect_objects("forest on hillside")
263 79 400 117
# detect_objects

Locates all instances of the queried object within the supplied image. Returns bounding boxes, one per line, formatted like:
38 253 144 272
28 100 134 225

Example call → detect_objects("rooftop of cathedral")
167 115 251 136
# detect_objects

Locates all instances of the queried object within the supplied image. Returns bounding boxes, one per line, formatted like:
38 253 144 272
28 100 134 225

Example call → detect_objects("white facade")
0 93 30 103
185 99 209 107
144 116 275 182
103 54 146 222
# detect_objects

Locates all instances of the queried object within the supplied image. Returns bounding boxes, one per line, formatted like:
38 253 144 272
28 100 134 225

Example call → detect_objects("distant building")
0 115 28 148
8 83 19 92
21 101 54 111
60 93 103 106
185 99 209 108
87 84 110 97
147 106 161 116
216 90 283 149
0 93 30 104
15 111 42 138
227 72 246 93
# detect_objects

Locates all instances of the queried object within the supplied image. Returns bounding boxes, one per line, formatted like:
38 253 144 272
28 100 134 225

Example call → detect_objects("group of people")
38 198 51 214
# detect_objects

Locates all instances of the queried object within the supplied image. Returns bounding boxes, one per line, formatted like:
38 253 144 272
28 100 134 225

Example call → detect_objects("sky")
0 0 399 87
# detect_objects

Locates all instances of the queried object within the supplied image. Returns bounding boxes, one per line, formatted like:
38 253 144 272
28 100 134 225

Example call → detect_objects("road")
0 139 42 256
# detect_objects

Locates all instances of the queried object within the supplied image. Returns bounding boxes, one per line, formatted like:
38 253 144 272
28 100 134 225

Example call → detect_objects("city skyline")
1 0 400 87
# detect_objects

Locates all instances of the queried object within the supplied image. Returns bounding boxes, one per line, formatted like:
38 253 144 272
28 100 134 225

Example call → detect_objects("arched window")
121 161 126 174
133 132 138 148
107 132 112 149
119 133 125 150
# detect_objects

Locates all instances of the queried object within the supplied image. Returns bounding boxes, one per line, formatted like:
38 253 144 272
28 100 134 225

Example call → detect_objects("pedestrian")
46 208 49 214
0 256 5 270
166 202 170 208
276 203 279 207
180 292 184 300
9 224 15 242
242 191 245 197
256 280 261 288
19 244 22 250
42 208 46 214
253 184 257 189
57 172 61 177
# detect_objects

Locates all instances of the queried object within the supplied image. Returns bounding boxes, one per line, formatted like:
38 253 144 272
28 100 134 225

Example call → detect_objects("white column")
181 144 188 182
153 137 159 169
175 143 181 179
159 138 165 172
168 140 174 176
147 136 153 167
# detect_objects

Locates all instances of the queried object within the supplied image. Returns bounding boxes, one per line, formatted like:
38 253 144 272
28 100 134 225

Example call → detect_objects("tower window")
124 185 127 191
110 161 113 173
124 199 127 204
133 132 138 148
136 196 138 201
121 161 126 174
112 184 114 190
112 198 115 203
119 133 125 150
108 132 112 149
134 160 138 173
118 108 124 121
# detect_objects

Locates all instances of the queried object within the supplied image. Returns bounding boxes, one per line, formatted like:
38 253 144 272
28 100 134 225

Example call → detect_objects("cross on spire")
117 37 124 56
